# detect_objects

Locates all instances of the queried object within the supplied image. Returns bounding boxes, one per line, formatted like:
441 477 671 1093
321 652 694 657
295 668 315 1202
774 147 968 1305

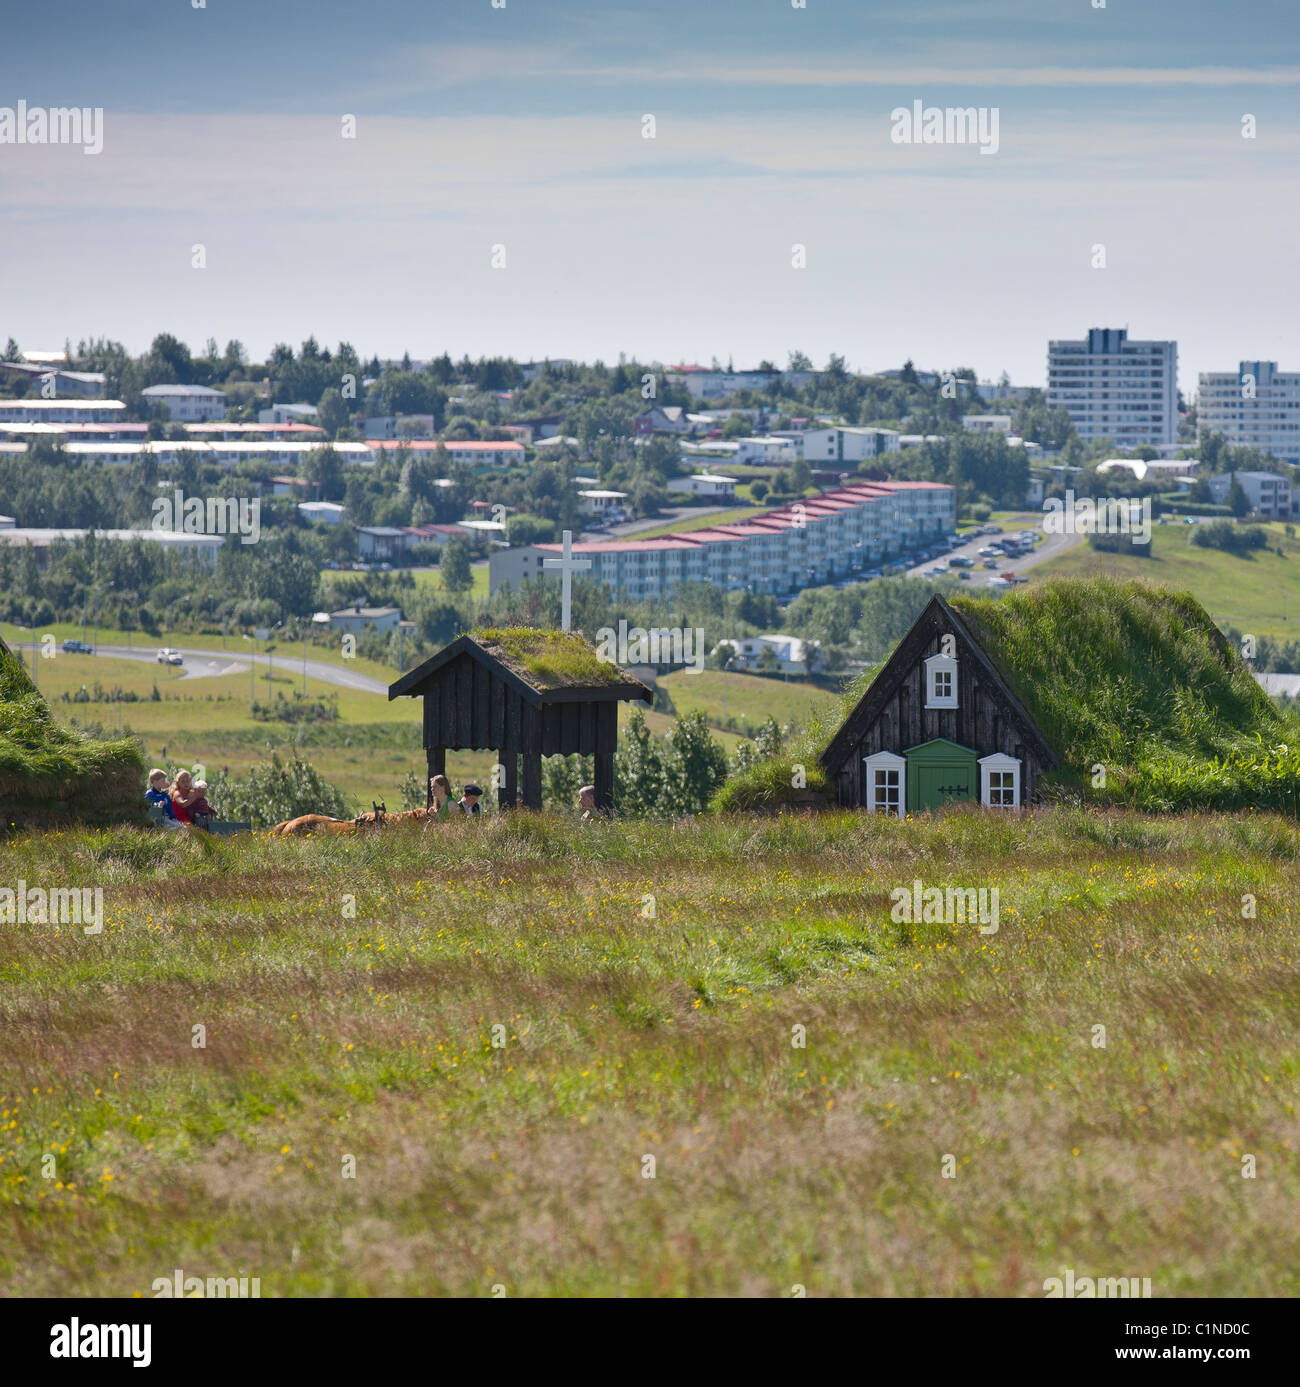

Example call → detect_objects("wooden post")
426 745 446 808
499 750 517 812
522 753 542 810
594 750 614 814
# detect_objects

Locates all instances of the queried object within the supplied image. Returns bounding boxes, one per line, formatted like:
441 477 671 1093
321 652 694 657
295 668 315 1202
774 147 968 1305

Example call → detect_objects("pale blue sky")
1 0 1297 387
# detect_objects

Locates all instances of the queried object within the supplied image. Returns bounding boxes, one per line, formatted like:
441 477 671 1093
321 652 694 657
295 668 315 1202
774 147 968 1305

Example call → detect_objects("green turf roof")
469 627 644 691
947 578 1282 769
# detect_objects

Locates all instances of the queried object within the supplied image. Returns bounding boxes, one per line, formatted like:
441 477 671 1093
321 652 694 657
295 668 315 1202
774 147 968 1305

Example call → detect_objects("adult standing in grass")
577 785 598 821
457 783 483 817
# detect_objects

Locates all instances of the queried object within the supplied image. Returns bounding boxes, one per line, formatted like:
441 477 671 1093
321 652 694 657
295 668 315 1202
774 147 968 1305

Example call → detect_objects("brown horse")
269 802 432 837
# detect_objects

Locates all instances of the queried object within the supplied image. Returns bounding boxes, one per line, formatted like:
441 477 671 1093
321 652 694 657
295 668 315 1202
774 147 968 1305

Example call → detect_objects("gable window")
864 751 907 817
924 653 958 709
978 753 1021 809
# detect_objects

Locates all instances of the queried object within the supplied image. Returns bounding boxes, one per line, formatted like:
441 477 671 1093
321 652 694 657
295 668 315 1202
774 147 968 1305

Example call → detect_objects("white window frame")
864 751 907 817
978 753 1021 809
924 653 959 709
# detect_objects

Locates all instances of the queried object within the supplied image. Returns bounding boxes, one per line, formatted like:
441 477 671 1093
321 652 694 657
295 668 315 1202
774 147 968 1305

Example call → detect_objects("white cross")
542 529 591 632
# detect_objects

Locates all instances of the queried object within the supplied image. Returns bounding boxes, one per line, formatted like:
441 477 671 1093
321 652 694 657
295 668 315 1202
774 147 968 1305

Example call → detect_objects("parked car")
61 638 93 654
948 555 975 568
156 648 183 666
958 570 971 580
982 559 1001 569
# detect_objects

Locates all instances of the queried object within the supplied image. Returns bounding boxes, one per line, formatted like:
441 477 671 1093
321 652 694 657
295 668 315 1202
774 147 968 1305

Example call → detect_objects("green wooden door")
905 739 978 813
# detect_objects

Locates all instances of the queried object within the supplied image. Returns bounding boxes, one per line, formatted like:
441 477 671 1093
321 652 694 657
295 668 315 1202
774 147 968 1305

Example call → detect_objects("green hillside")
0 636 146 829
1030 520 1300 640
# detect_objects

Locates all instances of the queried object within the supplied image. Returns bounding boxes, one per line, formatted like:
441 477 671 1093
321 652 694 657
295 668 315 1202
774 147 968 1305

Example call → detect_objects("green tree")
662 711 728 815
615 708 665 815
440 537 473 592
317 387 350 438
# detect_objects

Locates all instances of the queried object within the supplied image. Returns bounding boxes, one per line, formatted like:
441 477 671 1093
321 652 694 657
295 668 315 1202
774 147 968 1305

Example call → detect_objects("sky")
1 0 1297 390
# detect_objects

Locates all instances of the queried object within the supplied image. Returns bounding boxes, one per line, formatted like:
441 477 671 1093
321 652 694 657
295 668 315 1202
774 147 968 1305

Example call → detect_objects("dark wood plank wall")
834 634 1044 807
412 654 624 758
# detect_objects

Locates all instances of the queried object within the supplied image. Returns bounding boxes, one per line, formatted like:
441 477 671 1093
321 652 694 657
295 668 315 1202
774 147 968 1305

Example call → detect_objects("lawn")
1030 521 1300 640
657 669 837 738
319 563 490 599
2 808 1297 1295
621 506 763 540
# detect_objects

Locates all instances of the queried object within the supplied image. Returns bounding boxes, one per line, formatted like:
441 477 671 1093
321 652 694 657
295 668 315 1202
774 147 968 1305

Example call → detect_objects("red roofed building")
490 479 956 599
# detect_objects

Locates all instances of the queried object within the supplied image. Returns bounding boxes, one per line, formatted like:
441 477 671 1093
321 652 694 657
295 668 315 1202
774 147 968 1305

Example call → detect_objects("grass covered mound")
471 626 643 691
949 578 1280 769
717 577 1300 815
0 636 146 829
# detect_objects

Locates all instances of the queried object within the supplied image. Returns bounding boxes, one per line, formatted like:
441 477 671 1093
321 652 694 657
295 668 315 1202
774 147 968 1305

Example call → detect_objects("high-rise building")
1197 361 1300 465
1047 328 1178 448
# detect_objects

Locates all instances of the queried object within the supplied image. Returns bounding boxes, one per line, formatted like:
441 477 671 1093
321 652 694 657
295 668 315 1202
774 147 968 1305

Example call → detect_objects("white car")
156 648 183 666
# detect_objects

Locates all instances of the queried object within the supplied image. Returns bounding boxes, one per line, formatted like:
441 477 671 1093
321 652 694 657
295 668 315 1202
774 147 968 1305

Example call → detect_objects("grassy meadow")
0 626 452 810
2 808 1298 1296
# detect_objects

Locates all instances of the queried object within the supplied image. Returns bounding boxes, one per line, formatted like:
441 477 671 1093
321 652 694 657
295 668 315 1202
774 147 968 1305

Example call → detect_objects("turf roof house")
389 628 651 811
821 594 1058 813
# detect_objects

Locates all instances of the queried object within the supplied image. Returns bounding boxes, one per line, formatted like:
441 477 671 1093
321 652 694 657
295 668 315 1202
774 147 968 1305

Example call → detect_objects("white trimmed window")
924 653 958 709
978 753 1021 809
864 751 906 817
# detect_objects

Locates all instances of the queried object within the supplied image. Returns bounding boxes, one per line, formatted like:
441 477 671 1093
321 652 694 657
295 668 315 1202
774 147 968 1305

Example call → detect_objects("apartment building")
365 438 524 467
802 426 902 463
140 383 228 422
1197 361 1300 465
1206 470 1292 517
1047 328 1178 448
490 481 956 600
0 398 126 424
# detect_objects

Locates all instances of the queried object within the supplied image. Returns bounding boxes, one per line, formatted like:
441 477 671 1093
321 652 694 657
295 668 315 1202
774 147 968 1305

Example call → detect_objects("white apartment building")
665 367 815 399
1197 361 1300 465
802 426 901 463
490 481 955 600
1206 470 1292 517
140 384 228 422
962 414 1013 434
667 473 738 501
733 435 798 465
1047 328 1178 448
0 398 126 424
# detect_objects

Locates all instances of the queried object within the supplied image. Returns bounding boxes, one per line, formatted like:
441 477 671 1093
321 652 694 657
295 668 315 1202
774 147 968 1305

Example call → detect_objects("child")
145 769 183 830
169 769 200 824
429 774 454 820
189 779 216 830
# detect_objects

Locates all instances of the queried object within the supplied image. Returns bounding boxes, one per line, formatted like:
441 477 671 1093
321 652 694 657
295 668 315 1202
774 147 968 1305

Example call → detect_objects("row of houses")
491 480 956 600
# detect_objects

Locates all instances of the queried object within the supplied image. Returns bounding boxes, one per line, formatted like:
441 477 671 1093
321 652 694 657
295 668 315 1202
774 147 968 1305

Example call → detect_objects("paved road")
901 522 1084 586
93 644 390 695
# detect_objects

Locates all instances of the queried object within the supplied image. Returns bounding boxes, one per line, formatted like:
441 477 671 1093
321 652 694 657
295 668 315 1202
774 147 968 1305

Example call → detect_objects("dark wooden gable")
819 594 1059 808
388 633 651 812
